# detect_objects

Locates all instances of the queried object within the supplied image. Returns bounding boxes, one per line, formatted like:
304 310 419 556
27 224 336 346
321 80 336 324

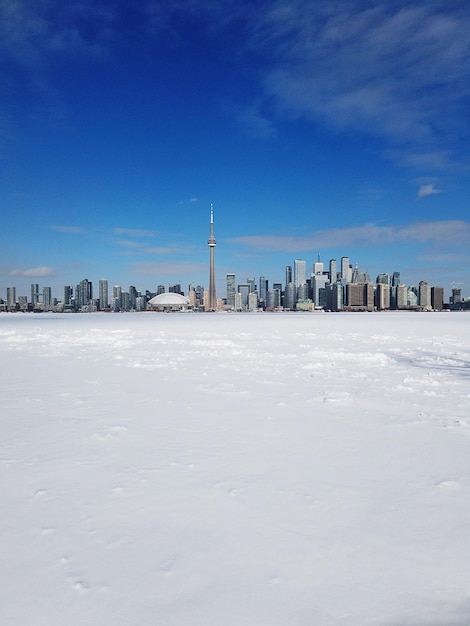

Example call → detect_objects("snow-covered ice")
1 312 470 625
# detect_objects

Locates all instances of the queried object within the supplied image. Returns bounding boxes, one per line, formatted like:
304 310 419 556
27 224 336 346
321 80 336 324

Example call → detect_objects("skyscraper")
31 284 39 307
341 256 352 283
208 203 216 310
64 285 73 307
431 286 444 311
294 259 306 287
99 279 108 310
285 266 292 288
247 277 256 293
43 287 52 309
329 259 337 283
7 287 16 310
226 274 236 307
259 276 268 305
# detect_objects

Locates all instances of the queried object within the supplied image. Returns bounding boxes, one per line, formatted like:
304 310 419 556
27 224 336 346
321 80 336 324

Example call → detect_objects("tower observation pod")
208 203 217 310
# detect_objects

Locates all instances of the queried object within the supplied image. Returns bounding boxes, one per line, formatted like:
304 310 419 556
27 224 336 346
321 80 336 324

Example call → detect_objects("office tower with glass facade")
99 279 108 310
226 274 236 307
31 284 39 307
285 266 292 288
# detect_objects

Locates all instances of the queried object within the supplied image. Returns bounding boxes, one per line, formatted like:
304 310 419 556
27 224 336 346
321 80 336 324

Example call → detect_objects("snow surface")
1 312 470 626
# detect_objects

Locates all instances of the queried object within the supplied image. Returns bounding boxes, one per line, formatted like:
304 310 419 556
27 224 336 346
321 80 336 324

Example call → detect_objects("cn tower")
208 203 217 310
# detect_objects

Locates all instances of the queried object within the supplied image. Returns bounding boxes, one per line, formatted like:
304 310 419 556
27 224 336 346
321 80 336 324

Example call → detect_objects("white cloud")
417 184 442 199
113 228 157 237
132 261 207 276
114 240 142 248
232 103 277 139
243 1 470 168
51 225 86 233
228 220 470 252
10 265 57 277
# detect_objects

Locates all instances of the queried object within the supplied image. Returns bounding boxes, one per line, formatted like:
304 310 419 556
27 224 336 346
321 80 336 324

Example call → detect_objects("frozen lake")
1 312 470 625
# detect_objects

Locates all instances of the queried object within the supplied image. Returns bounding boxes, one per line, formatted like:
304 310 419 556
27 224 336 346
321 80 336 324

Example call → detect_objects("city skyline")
1 251 464 313
1 2 469 299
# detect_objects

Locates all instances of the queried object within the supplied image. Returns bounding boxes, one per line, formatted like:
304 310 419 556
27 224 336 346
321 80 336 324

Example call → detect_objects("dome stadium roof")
148 293 190 307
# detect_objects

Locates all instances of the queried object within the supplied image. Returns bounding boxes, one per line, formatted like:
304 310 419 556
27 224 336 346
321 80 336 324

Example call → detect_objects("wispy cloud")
238 1 470 168
228 220 470 252
145 247 181 255
10 265 57 277
114 239 142 248
132 261 207 277
417 184 443 199
51 225 86 234
0 1 115 68
231 103 277 139
113 228 157 237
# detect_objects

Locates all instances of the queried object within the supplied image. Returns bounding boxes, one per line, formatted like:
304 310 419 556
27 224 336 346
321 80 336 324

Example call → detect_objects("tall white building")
99 279 108 310
294 259 306 287
329 259 337 283
313 261 324 275
341 256 352 283
419 281 432 310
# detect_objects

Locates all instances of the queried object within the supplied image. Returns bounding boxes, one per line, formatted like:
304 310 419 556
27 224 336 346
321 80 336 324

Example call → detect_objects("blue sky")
1 0 469 301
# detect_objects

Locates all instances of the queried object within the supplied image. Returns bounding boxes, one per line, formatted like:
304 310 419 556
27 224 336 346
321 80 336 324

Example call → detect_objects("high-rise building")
285 266 292 288
345 282 374 311
43 287 52 309
31 284 39 307
247 277 256 293
64 285 73 306
294 259 306 287
376 283 390 310
329 281 344 311
297 283 309 301
113 284 122 302
376 273 390 285
208 203 217 310
237 284 250 309
352 264 370 283
99 279 108 310
451 287 462 305
121 292 130 312
226 274 236 307
341 256 352 283
129 286 138 309
258 276 268 306
266 288 281 309
76 279 92 309
312 274 328 306
329 259 337 283
247 292 258 311
397 284 407 309
234 292 243 311
418 280 431 310
7 287 16 310
284 282 297 310
407 286 418 307
431 286 444 311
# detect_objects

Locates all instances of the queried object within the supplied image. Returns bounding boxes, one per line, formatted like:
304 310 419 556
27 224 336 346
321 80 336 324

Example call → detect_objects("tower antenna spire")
208 203 217 310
